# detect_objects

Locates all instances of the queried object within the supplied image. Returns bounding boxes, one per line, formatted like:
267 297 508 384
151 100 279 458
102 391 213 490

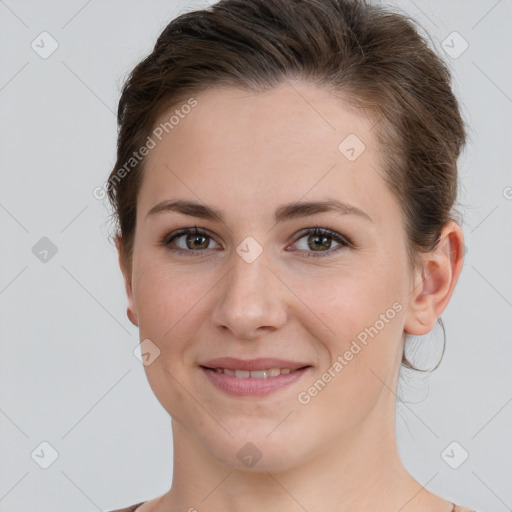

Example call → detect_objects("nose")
210 249 288 341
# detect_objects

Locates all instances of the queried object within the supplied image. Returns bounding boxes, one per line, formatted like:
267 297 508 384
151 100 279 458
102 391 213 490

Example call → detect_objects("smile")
200 364 312 396
205 367 303 378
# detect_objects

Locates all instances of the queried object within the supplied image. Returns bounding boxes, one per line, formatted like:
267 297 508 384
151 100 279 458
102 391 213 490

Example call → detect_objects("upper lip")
200 357 311 372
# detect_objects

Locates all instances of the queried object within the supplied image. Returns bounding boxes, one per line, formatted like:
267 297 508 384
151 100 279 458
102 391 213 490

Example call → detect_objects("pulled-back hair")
107 0 467 372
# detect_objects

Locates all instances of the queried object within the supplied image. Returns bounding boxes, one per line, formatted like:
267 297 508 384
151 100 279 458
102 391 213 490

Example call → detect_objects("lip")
199 357 312 397
200 357 311 372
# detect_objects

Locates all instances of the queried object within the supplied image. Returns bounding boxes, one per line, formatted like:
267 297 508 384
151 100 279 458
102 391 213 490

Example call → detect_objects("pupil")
310 235 330 251
188 234 207 249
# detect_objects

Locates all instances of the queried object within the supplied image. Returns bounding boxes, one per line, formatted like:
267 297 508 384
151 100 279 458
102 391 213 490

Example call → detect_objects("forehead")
138 81 399 227
150 82 378 164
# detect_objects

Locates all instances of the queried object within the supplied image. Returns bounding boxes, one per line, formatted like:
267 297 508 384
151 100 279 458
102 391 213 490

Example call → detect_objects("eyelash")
159 225 352 258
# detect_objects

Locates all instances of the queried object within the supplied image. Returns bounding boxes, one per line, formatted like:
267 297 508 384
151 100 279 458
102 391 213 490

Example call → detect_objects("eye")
159 226 351 258
289 227 351 258
160 226 221 256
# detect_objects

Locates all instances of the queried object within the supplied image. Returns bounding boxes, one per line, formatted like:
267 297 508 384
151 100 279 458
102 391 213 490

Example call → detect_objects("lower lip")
200 366 311 396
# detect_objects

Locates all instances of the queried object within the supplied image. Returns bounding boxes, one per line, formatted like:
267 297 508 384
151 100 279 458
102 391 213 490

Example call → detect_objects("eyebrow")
146 198 373 224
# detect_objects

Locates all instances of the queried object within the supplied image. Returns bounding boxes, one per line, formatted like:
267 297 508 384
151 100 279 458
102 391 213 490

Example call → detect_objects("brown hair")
106 0 467 372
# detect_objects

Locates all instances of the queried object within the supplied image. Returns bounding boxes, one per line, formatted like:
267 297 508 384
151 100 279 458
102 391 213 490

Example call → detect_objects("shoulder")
106 502 146 512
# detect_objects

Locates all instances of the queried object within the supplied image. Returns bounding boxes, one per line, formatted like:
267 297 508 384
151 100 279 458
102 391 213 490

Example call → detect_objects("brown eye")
183 233 210 250
290 228 351 258
308 233 333 251
162 227 221 256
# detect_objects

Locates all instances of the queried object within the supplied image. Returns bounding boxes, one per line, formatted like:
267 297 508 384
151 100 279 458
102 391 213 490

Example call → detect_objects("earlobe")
115 234 139 328
124 280 139 328
126 305 138 328
403 221 465 337
404 263 441 335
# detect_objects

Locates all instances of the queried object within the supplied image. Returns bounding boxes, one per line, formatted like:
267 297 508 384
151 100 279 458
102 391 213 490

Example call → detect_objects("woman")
106 0 476 510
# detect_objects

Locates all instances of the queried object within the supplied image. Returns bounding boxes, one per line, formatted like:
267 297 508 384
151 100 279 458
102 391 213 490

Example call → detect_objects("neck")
157 391 442 512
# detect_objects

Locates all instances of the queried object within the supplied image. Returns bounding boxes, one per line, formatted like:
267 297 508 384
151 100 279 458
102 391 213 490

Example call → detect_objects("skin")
116 81 464 512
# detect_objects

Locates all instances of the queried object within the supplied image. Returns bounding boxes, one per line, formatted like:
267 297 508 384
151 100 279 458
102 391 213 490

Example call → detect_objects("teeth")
212 367 301 378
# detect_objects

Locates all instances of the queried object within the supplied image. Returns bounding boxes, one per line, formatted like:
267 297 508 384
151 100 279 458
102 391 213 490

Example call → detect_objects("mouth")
200 366 310 378
199 357 313 396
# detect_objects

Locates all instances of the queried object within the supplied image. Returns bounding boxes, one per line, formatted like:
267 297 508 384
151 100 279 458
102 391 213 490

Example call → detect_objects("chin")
204 430 312 473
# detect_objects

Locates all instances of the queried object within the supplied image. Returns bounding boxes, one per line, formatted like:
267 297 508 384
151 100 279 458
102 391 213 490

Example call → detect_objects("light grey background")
1 1 511 511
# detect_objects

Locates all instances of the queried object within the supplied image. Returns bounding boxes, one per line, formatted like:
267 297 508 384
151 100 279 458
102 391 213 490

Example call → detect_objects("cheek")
296 267 405 406
132 262 212 421
133 260 210 340
297 297 404 436
294 267 402 342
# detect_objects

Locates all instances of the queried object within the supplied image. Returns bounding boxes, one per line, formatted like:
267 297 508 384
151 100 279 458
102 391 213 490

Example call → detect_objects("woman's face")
121 82 422 471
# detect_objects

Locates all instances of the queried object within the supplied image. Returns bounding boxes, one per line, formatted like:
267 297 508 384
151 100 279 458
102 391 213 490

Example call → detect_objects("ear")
404 220 465 336
115 234 139 327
